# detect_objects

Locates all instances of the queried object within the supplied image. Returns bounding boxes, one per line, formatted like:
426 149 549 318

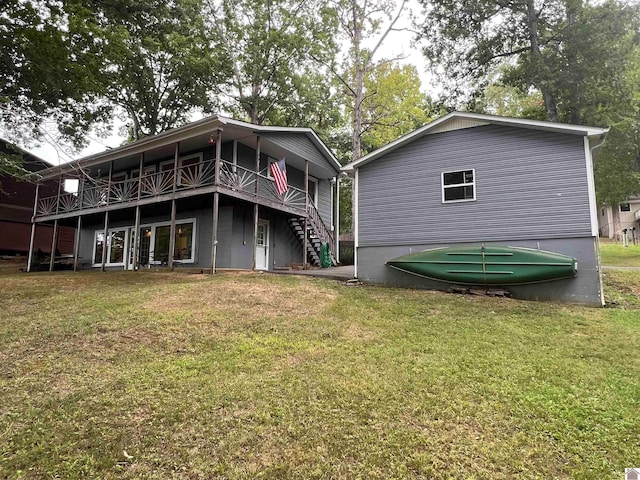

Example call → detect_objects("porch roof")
38 116 341 181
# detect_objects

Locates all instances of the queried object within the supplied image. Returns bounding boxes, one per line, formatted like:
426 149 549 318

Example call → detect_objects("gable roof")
342 111 609 173
38 115 341 180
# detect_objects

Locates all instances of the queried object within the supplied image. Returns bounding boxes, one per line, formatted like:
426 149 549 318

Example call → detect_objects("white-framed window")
92 228 128 266
131 165 157 178
92 219 197 268
620 203 631 212
149 219 196 264
442 169 476 203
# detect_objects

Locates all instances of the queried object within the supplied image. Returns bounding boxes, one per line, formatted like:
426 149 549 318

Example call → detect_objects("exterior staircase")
288 213 337 268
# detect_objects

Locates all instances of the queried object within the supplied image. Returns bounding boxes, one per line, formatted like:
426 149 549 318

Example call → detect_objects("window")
442 169 475 203
93 229 127 266
620 203 631 212
151 221 195 264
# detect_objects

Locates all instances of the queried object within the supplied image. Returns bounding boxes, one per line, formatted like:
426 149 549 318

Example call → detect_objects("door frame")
255 219 270 270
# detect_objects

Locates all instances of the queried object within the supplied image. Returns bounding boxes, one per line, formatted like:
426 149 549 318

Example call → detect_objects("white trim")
354 169 359 278
441 169 476 203
92 227 129 267
149 218 197 264
584 137 599 237
255 219 270 270
92 218 197 268
342 111 609 173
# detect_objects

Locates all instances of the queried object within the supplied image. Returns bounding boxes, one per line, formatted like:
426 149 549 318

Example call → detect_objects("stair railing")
306 195 335 259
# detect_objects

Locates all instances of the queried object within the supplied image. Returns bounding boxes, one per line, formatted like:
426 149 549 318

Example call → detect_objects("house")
342 112 609 306
28 116 341 273
0 139 74 257
598 196 640 241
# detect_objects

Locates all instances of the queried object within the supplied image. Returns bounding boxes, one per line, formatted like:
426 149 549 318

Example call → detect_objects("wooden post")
100 211 109 271
211 129 223 273
48 173 63 272
252 136 261 270
169 143 180 270
303 160 309 269
48 220 58 272
27 183 40 273
132 153 144 271
73 215 82 271
101 162 113 271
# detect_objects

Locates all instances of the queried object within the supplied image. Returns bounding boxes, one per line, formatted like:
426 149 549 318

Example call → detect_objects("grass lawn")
1 268 639 479
599 240 640 267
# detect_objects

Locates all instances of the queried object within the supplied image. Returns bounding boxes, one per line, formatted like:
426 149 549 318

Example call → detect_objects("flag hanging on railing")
270 158 288 195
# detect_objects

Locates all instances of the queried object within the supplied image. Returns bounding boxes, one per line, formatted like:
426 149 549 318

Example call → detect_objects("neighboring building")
598 196 640 240
343 112 608 306
29 116 341 272
0 140 74 256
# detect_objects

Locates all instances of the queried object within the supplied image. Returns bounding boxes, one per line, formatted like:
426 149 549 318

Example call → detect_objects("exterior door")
255 219 270 270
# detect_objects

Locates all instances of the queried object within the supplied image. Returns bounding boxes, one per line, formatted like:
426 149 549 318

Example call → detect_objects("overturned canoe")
386 245 577 286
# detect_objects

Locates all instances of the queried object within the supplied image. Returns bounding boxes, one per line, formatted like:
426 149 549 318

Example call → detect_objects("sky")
27 0 430 166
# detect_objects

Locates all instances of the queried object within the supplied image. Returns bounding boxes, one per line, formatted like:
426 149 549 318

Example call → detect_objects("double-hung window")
442 169 475 203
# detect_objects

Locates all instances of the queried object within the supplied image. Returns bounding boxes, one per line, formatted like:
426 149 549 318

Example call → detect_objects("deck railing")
36 157 313 220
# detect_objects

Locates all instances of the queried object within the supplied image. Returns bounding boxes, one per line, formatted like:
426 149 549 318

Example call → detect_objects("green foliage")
206 0 339 126
361 63 434 152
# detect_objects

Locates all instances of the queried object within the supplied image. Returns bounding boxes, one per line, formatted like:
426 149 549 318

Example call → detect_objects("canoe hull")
386 246 578 286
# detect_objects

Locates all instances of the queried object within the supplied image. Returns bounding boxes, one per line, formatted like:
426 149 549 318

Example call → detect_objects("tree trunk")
351 0 364 162
525 0 559 122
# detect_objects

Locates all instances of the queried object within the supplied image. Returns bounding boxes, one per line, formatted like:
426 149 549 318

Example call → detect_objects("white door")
255 220 270 270
127 228 136 270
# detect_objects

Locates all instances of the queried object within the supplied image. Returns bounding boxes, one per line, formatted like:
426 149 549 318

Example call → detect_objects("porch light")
208 135 216 145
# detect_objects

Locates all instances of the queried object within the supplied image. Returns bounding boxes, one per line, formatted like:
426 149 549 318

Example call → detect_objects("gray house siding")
357 237 602 306
78 200 304 271
355 124 603 306
358 125 592 247
260 132 336 174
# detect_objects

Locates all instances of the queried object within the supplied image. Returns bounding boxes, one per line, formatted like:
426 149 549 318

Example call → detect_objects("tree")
331 0 408 162
205 0 339 126
361 62 434 151
416 0 638 124
1 0 108 147
72 0 223 141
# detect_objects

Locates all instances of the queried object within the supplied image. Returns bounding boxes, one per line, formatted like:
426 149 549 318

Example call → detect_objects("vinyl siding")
357 237 603 306
358 125 593 247
261 132 336 176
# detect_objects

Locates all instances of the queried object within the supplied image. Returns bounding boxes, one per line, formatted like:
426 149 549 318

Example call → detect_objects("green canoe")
386 245 578 286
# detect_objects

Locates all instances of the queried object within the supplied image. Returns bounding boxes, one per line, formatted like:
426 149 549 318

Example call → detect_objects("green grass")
1 269 639 479
600 240 640 267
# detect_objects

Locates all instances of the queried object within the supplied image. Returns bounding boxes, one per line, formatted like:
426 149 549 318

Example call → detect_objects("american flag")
270 158 288 195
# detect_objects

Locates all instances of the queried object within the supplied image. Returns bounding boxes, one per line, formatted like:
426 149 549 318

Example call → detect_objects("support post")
48 220 58 272
303 160 309 269
132 153 144 270
252 136 261 270
73 215 82 271
168 143 180 270
101 162 113 272
101 211 109 271
27 183 40 273
48 173 63 272
210 129 222 273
